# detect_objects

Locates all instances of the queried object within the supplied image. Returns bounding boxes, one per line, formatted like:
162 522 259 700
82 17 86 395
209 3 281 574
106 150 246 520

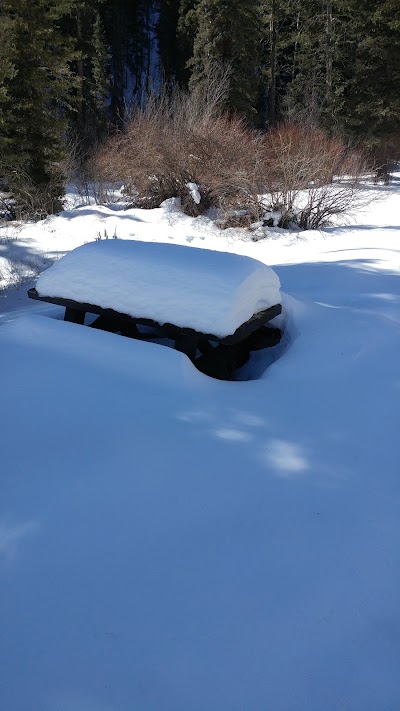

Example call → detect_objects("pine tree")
101 0 159 125
272 0 400 160
68 1 108 157
100 0 133 126
0 14 17 161
336 0 400 165
282 1 346 129
0 0 79 215
188 0 263 120
158 0 193 86
259 0 302 126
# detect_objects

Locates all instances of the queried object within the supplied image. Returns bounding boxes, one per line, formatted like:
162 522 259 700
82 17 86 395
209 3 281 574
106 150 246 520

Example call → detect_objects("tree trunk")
325 1 333 107
268 0 278 125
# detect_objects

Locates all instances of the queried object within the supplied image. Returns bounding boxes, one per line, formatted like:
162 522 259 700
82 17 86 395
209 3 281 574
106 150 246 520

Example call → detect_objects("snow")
186 181 201 205
35 239 281 337
0 176 400 711
263 209 282 226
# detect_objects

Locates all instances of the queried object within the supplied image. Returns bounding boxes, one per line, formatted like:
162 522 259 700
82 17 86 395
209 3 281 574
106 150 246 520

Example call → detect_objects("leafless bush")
261 123 369 228
369 139 400 184
3 169 64 221
93 77 265 218
63 136 123 205
93 93 370 230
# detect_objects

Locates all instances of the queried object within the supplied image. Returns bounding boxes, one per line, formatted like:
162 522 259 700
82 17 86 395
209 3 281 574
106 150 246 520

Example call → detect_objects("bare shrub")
261 123 369 228
63 136 123 205
189 60 232 123
196 116 265 216
93 93 370 230
93 80 265 219
3 168 64 221
369 137 400 184
94 95 190 209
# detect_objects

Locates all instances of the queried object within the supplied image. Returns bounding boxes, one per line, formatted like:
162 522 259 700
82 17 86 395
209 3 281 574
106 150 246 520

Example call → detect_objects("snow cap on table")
35 239 281 337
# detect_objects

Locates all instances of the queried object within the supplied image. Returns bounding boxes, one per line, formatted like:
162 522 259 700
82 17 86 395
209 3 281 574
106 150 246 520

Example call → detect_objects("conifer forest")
1 0 399 217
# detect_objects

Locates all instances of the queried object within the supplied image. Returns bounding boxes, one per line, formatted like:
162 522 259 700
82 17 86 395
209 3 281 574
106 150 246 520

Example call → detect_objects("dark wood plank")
28 288 282 347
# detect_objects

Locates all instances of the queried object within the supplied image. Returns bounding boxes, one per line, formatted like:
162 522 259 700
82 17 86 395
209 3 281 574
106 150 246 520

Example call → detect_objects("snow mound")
35 240 281 337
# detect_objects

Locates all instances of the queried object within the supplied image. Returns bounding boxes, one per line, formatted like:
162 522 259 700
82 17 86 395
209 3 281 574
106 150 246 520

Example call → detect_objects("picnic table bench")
28 240 282 379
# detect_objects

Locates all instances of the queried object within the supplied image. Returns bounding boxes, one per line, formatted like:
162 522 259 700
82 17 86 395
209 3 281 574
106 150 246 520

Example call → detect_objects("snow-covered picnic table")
28 240 282 378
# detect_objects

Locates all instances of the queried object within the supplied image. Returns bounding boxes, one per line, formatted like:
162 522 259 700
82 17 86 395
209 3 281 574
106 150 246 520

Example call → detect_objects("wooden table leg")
174 333 198 361
64 307 85 324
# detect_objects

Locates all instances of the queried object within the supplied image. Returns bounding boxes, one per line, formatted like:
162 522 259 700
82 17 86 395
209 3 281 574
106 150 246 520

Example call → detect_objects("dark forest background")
1 0 399 215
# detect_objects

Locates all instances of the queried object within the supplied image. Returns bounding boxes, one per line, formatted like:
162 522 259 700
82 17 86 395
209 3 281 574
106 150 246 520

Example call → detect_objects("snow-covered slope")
0 179 399 711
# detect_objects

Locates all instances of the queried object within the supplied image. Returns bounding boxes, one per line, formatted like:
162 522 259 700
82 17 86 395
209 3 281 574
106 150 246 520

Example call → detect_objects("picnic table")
28 240 282 379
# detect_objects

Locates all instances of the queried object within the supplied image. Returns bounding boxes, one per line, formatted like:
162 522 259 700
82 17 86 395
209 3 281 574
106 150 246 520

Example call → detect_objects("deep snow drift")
0 178 399 711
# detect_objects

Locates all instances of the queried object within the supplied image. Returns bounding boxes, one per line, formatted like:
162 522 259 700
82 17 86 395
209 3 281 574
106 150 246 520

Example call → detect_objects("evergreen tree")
0 0 79 214
282 1 346 129
67 1 108 157
0 14 17 161
188 0 263 120
158 0 193 86
337 0 400 164
101 0 160 125
100 0 134 126
134 0 159 97
259 0 302 126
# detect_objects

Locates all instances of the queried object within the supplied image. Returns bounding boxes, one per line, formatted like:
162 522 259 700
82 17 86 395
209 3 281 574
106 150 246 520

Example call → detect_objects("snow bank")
35 240 281 337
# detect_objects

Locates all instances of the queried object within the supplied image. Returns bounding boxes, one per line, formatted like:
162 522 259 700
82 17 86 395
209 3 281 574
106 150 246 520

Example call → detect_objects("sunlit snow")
36 239 281 336
0 176 399 711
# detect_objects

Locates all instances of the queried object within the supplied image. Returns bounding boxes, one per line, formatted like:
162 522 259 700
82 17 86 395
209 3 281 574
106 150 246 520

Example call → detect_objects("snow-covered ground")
0 178 399 711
